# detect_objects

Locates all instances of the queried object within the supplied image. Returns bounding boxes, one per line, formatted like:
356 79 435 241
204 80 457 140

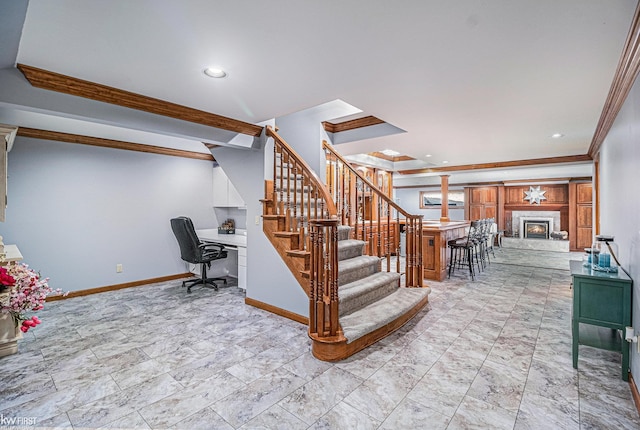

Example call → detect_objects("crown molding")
17 127 215 161
322 115 384 133
398 154 592 175
589 2 640 157
17 64 263 137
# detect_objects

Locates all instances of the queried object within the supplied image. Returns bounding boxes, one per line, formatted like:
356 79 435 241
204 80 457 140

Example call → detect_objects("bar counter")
421 220 469 281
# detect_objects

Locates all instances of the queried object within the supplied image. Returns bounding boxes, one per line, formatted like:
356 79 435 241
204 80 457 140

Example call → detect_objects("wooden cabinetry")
212 167 245 207
465 186 498 220
569 181 593 251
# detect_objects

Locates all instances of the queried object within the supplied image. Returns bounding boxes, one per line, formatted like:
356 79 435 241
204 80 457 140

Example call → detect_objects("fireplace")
513 212 558 239
524 220 550 239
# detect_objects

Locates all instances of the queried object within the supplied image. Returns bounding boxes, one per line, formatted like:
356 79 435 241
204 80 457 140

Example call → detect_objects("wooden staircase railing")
262 126 424 352
323 140 424 288
263 126 344 343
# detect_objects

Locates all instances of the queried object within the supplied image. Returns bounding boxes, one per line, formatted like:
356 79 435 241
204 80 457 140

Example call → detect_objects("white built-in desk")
195 229 247 289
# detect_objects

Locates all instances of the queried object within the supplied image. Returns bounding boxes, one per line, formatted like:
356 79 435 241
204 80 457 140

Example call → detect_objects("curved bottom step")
311 287 431 362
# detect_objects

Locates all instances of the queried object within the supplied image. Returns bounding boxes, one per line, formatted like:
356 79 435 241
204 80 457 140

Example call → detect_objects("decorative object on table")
582 248 595 267
0 263 65 334
550 230 568 240
591 235 619 272
218 218 236 234
523 186 547 205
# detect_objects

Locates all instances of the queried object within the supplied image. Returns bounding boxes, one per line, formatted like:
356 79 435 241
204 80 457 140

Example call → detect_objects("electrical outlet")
116 264 123 273
255 215 260 225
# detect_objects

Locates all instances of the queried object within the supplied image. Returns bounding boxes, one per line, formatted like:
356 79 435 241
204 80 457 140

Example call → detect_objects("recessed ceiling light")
204 67 227 78
551 133 564 138
380 149 400 156
442 160 449 164
425 154 432 158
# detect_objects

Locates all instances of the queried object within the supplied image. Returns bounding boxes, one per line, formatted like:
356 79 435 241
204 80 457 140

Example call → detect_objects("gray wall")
599 76 640 382
0 136 216 291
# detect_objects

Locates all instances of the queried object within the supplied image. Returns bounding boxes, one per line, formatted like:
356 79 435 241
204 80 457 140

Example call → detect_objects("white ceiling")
2 0 638 174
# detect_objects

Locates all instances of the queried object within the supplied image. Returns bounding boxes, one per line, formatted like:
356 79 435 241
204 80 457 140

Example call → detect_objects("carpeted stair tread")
340 287 431 344
338 225 351 241
338 255 380 286
338 239 366 261
339 271 400 316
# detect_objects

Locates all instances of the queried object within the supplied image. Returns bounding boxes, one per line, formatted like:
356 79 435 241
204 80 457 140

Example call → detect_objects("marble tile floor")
1 251 639 429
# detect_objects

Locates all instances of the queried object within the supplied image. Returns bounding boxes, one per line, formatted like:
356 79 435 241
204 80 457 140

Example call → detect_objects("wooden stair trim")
311 292 430 362
245 297 308 325
262 217 310 295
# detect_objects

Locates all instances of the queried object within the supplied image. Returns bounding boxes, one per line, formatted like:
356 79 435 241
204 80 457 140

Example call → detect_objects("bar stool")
447 221 482 280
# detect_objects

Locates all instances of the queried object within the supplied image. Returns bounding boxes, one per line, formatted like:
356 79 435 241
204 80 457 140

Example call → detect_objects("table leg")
622 338 629 381
572 318 579 369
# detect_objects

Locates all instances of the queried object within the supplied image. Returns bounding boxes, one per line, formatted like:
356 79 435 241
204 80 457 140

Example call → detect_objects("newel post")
308 219 340 339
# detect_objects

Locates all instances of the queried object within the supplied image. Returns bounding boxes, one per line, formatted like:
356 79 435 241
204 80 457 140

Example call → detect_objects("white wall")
599 76 640 382
211 144 309 317
394 188 466 221
0 137 216 291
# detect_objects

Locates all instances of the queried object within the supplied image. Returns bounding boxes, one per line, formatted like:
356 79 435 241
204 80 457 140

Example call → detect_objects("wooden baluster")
396 213 401 274
329 221 339 336
368 185 374 256
406 218 412 286
416 215 424 287
309 225 317 335
272 143 278 213
315 224 325 336
340 160 346 226
377 194 382 257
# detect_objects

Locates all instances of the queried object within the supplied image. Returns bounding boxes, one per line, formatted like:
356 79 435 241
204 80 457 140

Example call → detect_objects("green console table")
570 260 633 381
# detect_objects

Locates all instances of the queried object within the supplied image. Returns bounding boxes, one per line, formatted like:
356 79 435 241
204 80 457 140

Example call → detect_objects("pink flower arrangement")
0 263 65 332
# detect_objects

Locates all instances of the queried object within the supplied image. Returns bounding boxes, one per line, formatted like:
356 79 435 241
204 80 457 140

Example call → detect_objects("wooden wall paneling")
560 207 569 232
464 188 471 220
569 182 578 250
506 187 523 204
546 185 568 203
470 205 482 221
497 186 506 231
577 228 593 249
484 205 497 220
577 205 593 227
577 183 593 203
484 187 497 203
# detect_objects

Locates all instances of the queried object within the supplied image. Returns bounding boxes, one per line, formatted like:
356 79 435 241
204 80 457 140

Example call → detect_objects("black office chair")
170 216 228 293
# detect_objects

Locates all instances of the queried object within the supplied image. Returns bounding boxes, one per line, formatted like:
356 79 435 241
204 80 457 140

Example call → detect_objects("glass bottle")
591 235 619 272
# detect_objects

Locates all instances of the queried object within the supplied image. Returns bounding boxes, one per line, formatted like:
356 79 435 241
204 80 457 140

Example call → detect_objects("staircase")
262 126 429 361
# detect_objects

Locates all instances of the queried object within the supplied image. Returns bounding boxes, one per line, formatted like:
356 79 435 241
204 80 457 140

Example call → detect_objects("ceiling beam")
589 2 640 157
17 127 215 161
398 154 592 175
17 64 263 137
322 116 385 133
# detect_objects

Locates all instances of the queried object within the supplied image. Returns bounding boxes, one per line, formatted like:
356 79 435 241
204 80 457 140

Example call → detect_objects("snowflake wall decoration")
524 186 547 205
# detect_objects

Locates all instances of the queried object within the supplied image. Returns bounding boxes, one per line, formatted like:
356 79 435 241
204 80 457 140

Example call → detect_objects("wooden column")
440 175 450 222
